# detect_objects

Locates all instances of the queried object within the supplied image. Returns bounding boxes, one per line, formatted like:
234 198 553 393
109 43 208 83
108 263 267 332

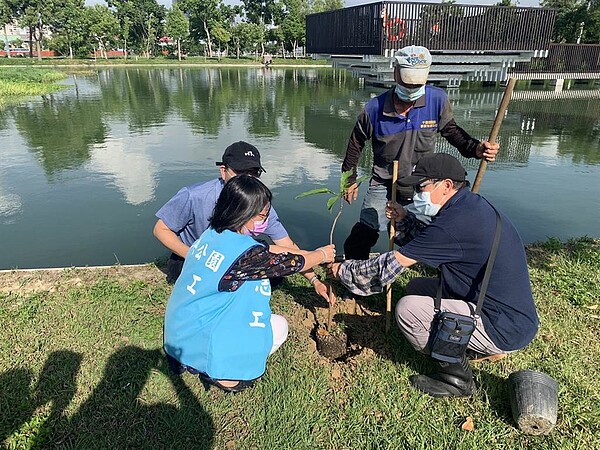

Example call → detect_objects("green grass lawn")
1 237 599 449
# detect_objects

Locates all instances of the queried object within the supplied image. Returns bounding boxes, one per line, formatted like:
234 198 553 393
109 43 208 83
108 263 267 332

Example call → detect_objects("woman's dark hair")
210 174 272 233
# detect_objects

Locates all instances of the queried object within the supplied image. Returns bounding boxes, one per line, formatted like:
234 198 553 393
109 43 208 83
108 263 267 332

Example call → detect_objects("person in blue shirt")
154 141 330 302
330 153 538 398
164 175 336 393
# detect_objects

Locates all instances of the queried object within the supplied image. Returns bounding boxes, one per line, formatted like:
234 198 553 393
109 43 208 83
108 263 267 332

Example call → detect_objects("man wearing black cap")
329 153 538 398
153 142 331 302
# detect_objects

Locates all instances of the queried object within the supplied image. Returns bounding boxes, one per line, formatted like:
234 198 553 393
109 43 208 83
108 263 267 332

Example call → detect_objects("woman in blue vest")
164 175 336 393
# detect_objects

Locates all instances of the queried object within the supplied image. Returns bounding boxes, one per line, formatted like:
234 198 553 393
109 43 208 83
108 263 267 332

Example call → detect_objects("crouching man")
329 153 538 397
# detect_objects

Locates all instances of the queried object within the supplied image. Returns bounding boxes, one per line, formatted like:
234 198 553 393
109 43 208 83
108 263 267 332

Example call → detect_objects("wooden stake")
472 78 517 193
385 160 399 332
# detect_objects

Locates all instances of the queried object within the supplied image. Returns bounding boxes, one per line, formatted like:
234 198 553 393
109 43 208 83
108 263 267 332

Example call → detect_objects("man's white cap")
390 45 432 85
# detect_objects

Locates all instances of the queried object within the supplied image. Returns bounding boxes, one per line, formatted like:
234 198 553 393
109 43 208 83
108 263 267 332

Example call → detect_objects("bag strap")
434 202 503 319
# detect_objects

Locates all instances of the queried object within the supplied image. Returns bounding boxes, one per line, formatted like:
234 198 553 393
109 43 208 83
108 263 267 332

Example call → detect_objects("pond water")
1 67 599 269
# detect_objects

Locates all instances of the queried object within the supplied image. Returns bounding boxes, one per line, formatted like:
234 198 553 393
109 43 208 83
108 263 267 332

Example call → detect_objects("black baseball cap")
399 153 467 186
216 141 266 173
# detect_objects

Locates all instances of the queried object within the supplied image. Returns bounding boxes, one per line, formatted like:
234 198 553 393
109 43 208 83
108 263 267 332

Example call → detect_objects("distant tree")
107 0 166 57
121 16 130 59
179 0 225 57
242 0 277 25
230 21 263 58
282 0 308 58
269 22 285 57
165 4 189 61
541 0 599 43
218 2 240 55
1 0 12 57
51 0 86 59
242 0 278 55
19 0 56 60
83 4 119 59
310 0 343 13
211 24 230 57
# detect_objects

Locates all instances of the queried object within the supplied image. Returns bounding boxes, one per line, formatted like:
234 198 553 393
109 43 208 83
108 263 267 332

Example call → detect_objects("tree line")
541 0 600 44
0 0 343 60
1 1 598 62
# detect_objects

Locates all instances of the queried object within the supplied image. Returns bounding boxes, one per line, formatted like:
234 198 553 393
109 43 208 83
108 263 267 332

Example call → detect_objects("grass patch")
0 68 67 100
1 237 599 449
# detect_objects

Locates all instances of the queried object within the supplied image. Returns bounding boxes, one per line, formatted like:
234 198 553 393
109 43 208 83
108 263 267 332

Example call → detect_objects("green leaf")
326 196 340 210
295 188 335 199
340 170 354 192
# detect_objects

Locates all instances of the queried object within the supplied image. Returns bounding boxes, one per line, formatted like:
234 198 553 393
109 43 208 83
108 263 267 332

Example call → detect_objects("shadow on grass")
476 370 515 425
0 350 82 444
1 346 214 449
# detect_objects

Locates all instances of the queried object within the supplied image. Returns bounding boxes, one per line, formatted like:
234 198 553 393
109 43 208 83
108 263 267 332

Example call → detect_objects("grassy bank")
0 56 329 67
1 237 599 449
0 68 67 99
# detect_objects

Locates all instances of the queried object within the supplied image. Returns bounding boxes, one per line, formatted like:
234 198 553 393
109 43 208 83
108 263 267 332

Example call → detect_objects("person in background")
153 141 331 302
330 154 538 398
341 45 499 266
164 175 336 393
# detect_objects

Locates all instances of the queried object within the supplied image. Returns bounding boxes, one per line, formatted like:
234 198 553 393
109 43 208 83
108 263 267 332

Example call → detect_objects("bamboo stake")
385 160 399 332
472 78 517 193
326 202 343 331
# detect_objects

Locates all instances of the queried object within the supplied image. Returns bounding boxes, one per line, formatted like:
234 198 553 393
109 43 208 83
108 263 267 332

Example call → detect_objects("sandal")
198 373 258 393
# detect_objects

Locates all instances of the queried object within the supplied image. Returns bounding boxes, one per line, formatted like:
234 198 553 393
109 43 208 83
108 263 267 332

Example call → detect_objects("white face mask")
412 183 442 217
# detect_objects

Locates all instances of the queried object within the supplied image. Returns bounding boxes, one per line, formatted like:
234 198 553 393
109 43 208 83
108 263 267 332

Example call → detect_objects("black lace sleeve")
218 244 305 292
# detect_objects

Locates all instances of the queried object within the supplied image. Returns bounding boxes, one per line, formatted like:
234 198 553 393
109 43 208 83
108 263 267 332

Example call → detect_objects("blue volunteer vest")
164 228 273 380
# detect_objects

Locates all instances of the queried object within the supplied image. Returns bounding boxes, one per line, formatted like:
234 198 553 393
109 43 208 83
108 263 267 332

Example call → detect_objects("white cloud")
86 128 159 206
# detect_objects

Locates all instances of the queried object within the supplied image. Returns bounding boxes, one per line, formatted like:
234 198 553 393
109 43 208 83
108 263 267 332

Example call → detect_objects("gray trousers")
395 277 505 355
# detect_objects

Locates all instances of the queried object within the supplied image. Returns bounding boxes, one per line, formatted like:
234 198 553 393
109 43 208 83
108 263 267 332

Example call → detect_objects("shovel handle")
472 78 516 193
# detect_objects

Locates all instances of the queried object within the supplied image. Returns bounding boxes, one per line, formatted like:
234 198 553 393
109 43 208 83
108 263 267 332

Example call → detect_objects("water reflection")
0 188 21 224
0 68 599 269
87 135 158 205
12 95 107 178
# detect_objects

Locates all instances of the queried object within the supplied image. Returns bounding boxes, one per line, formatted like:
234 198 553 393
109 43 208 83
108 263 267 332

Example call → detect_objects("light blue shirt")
156 178 288 246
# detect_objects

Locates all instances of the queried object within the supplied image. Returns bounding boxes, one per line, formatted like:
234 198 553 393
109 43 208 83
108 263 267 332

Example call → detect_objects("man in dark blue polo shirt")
330 153 538 398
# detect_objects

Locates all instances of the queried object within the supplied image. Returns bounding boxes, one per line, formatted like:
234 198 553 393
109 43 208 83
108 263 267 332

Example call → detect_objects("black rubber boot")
409 355 475 398
343 222 380 260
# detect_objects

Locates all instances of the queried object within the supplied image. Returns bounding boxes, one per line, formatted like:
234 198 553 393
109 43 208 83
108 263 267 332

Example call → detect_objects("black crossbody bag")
429 206 502 364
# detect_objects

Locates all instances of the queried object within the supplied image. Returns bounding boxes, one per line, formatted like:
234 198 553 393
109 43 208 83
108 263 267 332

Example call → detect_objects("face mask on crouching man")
329 153 539 398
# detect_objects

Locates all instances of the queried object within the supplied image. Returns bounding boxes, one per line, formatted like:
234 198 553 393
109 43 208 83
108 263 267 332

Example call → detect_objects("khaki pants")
395 277 505 355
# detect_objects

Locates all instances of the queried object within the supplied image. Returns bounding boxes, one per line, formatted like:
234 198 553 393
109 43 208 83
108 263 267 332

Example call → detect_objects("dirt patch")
0 264 166 295
291 293 388 364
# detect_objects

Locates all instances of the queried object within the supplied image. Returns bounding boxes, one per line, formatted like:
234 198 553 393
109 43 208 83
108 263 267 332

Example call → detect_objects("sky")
84 0 542 9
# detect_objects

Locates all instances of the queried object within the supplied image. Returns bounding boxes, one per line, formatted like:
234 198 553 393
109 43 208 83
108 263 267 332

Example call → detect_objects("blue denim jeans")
359 183 392 232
